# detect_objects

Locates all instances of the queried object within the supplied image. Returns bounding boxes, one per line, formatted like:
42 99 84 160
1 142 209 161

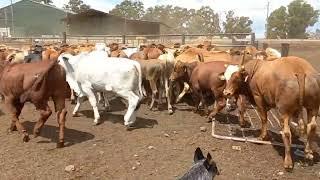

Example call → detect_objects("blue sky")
1 0 319 38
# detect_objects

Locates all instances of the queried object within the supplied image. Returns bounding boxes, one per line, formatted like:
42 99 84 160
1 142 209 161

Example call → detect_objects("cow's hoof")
93 120 101 126
23 134 30 142
70 99 76 105
125 124 135 130
284 165 293 172
240 121 251 128
168 109 173 115
56 142 64 148
33 131 40 138
104 107 111 112
257 135 269 141
72 113 79 117
305 153 314 161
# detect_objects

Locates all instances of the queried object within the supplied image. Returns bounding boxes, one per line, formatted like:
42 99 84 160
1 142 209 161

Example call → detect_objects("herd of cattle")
0 40 318 173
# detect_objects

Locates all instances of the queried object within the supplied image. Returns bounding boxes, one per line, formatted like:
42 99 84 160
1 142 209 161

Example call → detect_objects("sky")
1 0 320 38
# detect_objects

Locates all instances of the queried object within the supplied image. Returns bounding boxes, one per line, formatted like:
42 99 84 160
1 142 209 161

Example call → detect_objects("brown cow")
108 43 128 58
137 58 173 114
0 59 70 148
222 56 320 170
189 61 230 118
129 45 163 60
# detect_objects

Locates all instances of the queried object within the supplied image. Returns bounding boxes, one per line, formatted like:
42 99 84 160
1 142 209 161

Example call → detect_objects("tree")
188 6 221 34
287 0 319 38
267 0 319 39
143 5 193 33
266 6 288 39
223 10 253 36
63 0 91 13
109 0 145 20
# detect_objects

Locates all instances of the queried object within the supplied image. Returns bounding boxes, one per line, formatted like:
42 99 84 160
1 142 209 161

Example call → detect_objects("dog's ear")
194 147 205 163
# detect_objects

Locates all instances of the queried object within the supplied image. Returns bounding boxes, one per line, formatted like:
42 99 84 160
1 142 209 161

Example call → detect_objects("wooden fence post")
122 35 126 44
281 43 289 57
62 32 67 44
262 43 268 50
250 32 256 47
181 34 186 45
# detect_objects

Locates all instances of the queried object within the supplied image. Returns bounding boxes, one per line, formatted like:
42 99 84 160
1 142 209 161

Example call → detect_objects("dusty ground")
0 97 319 180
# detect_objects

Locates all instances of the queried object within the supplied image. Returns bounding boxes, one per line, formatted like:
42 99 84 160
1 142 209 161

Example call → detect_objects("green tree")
188 6 221 34
109 0 145 20
287 0 319 38
223 10 252 35
63 0 91 13
143 5 193 33
266 6 288 38
267 0 319 39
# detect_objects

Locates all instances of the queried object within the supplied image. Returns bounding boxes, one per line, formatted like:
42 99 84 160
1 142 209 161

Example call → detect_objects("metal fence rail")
0 32 256 48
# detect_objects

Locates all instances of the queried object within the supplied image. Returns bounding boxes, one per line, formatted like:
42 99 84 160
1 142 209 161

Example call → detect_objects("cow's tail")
134 62 143 111
296 73 306 135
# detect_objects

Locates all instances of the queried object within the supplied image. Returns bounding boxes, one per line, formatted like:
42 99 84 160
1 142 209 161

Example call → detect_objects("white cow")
58 51 143 127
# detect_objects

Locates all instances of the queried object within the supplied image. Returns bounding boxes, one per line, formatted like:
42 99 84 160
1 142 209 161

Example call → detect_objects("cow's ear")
62 56 69 61
194 147 205 163
218 73 226 81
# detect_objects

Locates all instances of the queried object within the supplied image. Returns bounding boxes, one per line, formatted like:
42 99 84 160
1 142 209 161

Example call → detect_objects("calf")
136 50 175 114
222 56 320 170
58 52 143 127
179 147 219 180
0 59 69 148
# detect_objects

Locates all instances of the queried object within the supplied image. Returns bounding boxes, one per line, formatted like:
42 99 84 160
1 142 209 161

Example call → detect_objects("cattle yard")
0 38 320 180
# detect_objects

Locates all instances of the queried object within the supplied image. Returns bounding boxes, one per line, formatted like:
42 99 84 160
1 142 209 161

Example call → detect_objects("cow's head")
109 43 119 52
221 65 248 98
170 61 188 81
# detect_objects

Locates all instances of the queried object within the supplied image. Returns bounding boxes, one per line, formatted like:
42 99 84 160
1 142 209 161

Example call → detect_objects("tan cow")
222 56 320 170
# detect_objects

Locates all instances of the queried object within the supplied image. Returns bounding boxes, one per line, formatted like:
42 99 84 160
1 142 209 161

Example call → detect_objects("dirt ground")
0 43 320 180
0 97 319 180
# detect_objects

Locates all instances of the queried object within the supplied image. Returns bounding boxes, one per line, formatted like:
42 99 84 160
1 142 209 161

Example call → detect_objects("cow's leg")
72 96 85 117
280 113 293 170
70 89 76 104
200 91 209 116
52 96 67 148
5 97 29 142
8 100 24 133
254 96 268 140
157 78 163 108
176 82 190 103
208 89 225 121
149 79 157 110
33 103 52 138
238 95 250 128
208 97 225 121
83 88 100 125
305 108 318 163
102 92 111 112
118 91 140 127
164 77 173 114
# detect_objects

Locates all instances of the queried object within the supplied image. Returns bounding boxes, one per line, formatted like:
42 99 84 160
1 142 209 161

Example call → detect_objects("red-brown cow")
222 56 320 170
0 59 70 148
129 45 163 60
